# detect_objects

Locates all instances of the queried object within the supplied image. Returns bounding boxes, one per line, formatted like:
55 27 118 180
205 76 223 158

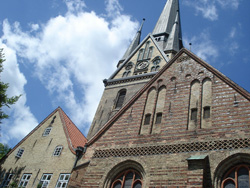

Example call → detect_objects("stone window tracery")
111 169 142 188
221 164 250 188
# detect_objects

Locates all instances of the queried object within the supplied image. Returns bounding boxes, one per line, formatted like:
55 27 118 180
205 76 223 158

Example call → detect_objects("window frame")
115 90 126 109
221 164 250 188
111 169 142 188
43 127 52 136
191 108 198 121
144 114 151 125
39 173 53 188
16 148 24 158
203 106 211 119
19 173 32 187
1 173 13 187
155 112 162 124
53 146 63 156
55 173 71 188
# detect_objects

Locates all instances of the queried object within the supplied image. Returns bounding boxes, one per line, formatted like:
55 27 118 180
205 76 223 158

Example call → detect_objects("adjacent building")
0 107 87 188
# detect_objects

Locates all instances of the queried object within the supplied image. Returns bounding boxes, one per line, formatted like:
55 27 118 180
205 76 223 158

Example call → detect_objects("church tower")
87 0 183 139
69 0 250 187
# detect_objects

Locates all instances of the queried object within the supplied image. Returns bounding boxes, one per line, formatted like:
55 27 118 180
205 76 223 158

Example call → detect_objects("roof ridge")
58 108 87 154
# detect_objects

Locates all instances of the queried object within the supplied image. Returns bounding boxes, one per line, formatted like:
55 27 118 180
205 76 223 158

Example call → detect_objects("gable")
2 107 87 160
112 36 168 80
88 49 250 149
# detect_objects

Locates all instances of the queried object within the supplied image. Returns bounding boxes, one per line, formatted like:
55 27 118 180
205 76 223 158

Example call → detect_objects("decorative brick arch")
214 153 250 187
103 160 145 188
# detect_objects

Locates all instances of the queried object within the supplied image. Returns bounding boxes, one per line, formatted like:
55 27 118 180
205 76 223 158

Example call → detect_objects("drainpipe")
73 145 87 169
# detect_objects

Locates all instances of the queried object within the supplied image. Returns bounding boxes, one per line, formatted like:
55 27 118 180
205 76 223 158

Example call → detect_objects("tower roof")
152 0 183 52
120 19 145 62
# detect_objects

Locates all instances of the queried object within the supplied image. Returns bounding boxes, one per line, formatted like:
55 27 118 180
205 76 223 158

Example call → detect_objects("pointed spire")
117 19 145 67
152 0 183 54
164 11 181 53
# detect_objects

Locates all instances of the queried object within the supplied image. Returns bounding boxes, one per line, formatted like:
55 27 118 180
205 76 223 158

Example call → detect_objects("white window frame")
55 174 71 188
19 174 32 187
39 174 52 188
16 148 24 158
43 127 52 136
53 146 63 156
1 173 13 187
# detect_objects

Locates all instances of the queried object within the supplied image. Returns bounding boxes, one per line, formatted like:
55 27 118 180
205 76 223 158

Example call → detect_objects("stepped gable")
87 48 250 146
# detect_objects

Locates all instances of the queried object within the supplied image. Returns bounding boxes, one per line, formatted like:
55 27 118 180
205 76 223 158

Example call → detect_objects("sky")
0 0 249 148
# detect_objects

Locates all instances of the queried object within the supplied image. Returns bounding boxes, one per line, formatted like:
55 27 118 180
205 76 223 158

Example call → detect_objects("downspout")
73 145 87 169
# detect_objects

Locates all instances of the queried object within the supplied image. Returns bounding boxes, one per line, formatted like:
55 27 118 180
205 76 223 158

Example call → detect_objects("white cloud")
217 0 240 9
183 0 240 21
0 44 38 144
184 30 219 62
229 27 236 38
64 0 86 14
1 0 138 142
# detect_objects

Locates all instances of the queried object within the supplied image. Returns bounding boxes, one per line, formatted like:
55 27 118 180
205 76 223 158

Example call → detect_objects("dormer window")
43 127 52 136
16 148 24 158
53 146 63 156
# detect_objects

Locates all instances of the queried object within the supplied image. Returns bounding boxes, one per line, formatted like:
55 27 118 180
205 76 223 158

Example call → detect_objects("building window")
111 169 142 188
43 127 52 136
122 71 131 78
137 49 144 61
1 173 13 187
39 174 52 188
143 41 151 59
155 113 162 124
115 90 126 109
221 165 250 188
53 146 63 156
191 108 198 121
16 148 24 158
151 58 161 72
56 174 70 188
144 114 151 125
19 174 31 187
203 106 211 119
147 47 153 59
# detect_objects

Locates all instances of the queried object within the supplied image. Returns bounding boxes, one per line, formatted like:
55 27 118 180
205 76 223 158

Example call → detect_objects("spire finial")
138 18 146 33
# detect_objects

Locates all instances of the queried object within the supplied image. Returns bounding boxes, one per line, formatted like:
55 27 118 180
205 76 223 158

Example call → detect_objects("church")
1 0 250 187
68 0 250 187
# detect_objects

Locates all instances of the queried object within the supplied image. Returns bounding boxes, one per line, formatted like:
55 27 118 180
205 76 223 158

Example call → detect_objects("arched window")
147 47 154 59
221 165 250 188
111 169 142 188
115 89 126 109
143 41 151 59
137 49 144 61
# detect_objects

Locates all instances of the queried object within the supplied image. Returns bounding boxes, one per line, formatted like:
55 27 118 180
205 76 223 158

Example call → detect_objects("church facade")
68 0 250 188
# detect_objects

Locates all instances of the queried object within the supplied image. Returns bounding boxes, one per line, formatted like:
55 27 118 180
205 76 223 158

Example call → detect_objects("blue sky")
0 0 249 147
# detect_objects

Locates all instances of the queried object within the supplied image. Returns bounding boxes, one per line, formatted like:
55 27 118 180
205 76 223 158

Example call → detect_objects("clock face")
136 61 149 70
